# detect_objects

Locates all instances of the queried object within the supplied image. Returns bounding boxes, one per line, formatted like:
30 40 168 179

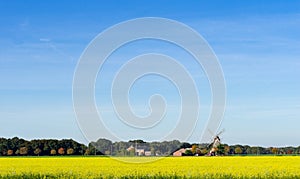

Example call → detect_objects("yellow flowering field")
0 156 299 178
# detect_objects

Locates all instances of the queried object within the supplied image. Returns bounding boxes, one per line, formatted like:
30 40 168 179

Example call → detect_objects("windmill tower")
208 129 224 156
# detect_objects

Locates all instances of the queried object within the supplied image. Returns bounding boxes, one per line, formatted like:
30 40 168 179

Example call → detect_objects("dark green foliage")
129 139 146 143
184 149 193 156
0 137 299 156
0 137 87 156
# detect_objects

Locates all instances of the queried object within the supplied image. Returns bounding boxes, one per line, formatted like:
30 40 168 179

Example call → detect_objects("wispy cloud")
43 39 75 62
39 38 51 42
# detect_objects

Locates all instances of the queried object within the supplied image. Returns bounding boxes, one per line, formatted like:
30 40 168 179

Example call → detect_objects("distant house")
127 145 149 156
135 148 144 156
173 148 192 156
127 145 135 152
144 151 151 156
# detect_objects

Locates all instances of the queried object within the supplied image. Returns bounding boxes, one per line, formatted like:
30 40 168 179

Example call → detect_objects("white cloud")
39 38 51 42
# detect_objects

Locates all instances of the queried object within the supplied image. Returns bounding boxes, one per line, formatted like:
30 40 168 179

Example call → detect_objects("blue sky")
0 1 299 147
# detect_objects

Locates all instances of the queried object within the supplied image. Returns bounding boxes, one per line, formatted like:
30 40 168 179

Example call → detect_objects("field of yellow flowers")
0 156 299 178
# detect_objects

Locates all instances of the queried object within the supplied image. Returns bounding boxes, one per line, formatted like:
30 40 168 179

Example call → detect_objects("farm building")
173 148 191 156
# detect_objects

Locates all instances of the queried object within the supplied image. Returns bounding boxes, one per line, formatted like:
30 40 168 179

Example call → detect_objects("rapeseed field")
0 156 299 178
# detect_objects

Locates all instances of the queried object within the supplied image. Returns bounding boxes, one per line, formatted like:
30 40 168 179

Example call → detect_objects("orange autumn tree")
58 148 65 155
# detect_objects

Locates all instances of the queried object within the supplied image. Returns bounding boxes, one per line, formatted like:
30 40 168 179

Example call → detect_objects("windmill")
207 129 225 156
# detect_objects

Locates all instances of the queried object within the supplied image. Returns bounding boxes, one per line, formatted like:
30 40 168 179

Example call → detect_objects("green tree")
15 149 20 155
48 140 58 151
246 147 252 155
184 149 193 156
217 144 225 155
10 137 21 152
200 148 208 155
43 144 50 155
88 144 97 155
150 147 155 156
234 147 242 155
224 145 230 155
0 138 8 156
181 142 191 149
129 139 146 144
129 149 135 156
93 139 112 154
84 149 90 155
34 148 42 156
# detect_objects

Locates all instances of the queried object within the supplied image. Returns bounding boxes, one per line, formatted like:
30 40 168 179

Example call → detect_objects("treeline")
0 137 299 156
90 139 300 156
215 144 300 156
89 139 183 156
0 137 87 156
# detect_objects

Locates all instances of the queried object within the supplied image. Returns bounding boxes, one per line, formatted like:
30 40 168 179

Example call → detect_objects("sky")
0 1 300 147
